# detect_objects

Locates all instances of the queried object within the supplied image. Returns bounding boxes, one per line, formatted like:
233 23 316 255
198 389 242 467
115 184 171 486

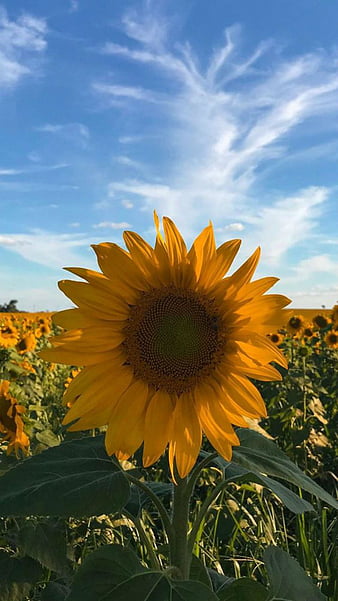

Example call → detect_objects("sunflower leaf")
67 543 219 601
0 551 43 601
17 519 71 575
263 546 327 600
216 577 268 600
0 435 130 517
223 463 314 514
230 429 338 509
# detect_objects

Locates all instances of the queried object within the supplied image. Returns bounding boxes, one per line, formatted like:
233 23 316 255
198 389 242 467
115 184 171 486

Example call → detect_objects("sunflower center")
124 287 225 394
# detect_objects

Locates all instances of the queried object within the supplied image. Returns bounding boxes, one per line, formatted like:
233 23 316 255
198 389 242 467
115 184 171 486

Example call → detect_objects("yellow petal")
143 390 174 467
58 280 129 320
227 247 261 290
188 224 216 282
105 378 149 458
170 393 202 478
63 363 133 424
52 309 98 330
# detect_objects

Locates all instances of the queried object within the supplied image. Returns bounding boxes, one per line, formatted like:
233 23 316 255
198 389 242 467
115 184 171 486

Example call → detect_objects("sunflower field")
0 223 337 601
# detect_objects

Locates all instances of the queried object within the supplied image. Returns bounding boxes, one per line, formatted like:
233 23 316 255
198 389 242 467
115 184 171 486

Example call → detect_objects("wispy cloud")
94 4 338 264
0 230 93 268
0 163 69 176
35 122 90 147
93 221 132 229
0 6 47 88
92 82 160 105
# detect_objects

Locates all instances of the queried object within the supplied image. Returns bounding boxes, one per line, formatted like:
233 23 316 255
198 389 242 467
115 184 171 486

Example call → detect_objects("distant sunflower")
0 325 19 349
17 333 36 354
313 314 329 330
303 326 314 339
41 214 290 479
287 315 305 335
0 380 30 456
268 332 284 345
331 305 338 324
325 331 338 348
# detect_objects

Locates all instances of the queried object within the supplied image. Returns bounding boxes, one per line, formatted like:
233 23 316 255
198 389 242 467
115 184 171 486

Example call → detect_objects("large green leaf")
0 551 43 601
230 429 338 509
68 544 218 601
0 436 130 517
217 577 268 600
125 481 173 517
190 554 212 589
18 519 71 574
41 582 70 601
263 546 327 601
224 463 314 514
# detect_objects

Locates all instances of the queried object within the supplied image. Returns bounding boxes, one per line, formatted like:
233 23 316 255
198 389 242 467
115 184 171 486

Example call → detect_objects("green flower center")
124 287 225 394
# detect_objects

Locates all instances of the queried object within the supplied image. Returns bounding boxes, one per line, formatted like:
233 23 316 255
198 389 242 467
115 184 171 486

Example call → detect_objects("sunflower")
303 326 314 339
331 304 338 324
313 314 330 330
41 214 290 479
268 332 284 345
0 380 30 457
325 330 338 348
35 323 51 338
287 314 305 335
16 332 36 354
0 325 19 349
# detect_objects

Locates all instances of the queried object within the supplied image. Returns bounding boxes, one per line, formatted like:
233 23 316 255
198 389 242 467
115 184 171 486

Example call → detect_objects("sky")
0 0 337 312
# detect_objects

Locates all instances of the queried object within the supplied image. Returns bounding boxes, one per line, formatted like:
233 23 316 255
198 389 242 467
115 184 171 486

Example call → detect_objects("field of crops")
0 308 337 600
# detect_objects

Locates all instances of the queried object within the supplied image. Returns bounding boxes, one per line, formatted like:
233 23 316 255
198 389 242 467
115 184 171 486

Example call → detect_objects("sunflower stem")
187 479 227 559
171 474 191 579
123 509 161 570
185 452 218 500
125 473 174 547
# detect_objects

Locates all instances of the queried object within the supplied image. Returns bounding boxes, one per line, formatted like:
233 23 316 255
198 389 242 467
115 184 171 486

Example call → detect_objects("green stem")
123 509 161 570
186 452 218 500
171 475 191 579
125 473 174 547
187 479 227 558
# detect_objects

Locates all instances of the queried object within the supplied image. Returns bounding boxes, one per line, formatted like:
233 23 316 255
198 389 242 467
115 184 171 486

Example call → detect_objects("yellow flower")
35 323 51 338
303 325 314 338
287 314 305 335
325 330 338 348
41 214 290 479
0 380 30 457
0 325 19 348
313 314 330 330
268 332 284 345
331 304 338 324
16 332 36 354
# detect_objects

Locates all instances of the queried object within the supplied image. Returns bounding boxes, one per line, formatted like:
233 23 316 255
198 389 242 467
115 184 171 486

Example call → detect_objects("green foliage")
0 324 336 600
263 546 327 601
0 551 43 601
0 436 130 517
68 544 219 601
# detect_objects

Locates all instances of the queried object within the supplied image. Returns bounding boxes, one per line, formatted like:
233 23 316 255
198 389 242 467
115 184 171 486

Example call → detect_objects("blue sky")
0 0 337 311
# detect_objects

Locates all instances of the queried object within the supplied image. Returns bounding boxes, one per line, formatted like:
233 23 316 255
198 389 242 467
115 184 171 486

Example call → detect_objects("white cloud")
224 223 245 231
96 8 338 259
121 199 134 209
116 155 143 170
92 82 160 104
0 7 47 88
292 254 338 279
0 231 94 269
69 0 79 13
249 187 330 265
36 123 90 147
93 221 132 229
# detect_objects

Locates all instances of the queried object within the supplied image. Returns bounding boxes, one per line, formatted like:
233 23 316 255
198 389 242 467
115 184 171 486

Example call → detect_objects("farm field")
0 307 337 600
